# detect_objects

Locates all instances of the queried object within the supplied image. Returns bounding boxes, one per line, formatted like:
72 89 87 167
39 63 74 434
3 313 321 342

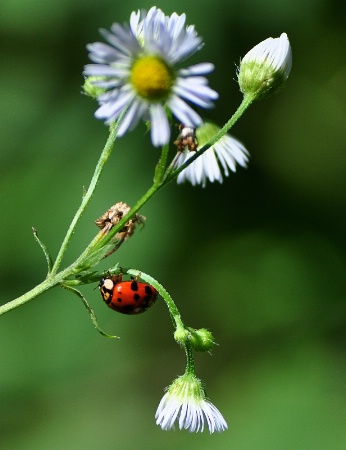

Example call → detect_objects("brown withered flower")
95 201 145 246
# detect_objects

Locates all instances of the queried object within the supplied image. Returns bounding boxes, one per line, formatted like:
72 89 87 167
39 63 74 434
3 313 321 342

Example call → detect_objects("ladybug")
99 274 158 315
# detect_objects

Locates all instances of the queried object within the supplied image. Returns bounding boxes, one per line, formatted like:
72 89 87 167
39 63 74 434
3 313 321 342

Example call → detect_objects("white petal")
117 100 147 136
203 150 223 183
95 89 134 121
174 79 218 107
83 64 123 77
129 10 141 35
179 63 215 76
150 104 171 146
167 96 202 127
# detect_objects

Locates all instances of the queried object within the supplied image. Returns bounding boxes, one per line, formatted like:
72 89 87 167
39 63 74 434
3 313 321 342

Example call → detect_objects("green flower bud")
188 327 215 352
174 327 190 346
82 76 108 99
238 33 292 100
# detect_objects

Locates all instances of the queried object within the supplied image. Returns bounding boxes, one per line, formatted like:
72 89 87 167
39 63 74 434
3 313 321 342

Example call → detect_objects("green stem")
0 96 256 317
0 267 71 315
93 140 169 254
126 268 186 334
184 342 195 375
50 120 120 276
0 162 164 317
154 144 170 184
73 94 255 260
0 119 125 315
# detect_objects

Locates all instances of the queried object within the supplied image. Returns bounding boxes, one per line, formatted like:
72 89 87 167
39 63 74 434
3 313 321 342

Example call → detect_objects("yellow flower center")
130 56 174 100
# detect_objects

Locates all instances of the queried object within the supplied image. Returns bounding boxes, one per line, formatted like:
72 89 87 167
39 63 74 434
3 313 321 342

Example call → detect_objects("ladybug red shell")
99 274 158 315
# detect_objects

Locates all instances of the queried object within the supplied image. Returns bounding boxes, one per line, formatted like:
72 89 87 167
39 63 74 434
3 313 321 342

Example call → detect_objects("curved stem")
126 268 182 322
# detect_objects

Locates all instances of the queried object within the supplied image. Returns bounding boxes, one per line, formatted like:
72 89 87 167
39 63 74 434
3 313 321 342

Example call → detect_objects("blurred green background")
1 0 345 448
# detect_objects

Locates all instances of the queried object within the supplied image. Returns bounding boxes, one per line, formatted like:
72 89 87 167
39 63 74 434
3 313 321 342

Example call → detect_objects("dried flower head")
95 201 145 241
174 124 198 152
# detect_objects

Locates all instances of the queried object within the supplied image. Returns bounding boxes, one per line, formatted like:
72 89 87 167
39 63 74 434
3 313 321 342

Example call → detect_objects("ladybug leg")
113 270 122 284
129 270 141 282
133 271 141 282
105 268 122 285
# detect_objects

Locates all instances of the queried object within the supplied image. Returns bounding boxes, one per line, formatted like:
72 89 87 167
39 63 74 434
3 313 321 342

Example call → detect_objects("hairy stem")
50 119 121 275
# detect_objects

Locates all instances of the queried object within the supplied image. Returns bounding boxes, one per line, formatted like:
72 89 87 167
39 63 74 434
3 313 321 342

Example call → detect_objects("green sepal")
32 227 53 274
62 285 120 339
187 327 216 352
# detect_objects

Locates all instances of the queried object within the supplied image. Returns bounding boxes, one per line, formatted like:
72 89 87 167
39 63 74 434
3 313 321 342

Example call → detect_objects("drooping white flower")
238 33 292 100
176 122 249 187
84 7 218 146
155 373 228 433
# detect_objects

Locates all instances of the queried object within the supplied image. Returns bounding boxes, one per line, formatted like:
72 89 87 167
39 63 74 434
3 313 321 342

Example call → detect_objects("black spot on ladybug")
133 293 140 301
130 281 139 291
116 297 122 303
144 285 153 295
123 305 135 313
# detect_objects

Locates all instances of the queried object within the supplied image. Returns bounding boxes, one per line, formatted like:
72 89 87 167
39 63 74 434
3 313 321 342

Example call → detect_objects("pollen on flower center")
130 56 174 100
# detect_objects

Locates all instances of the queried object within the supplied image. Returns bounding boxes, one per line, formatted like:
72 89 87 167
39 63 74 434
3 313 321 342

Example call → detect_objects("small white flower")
176 122 249 187
84 7 218 146
238 33 292 100
155 373 228 433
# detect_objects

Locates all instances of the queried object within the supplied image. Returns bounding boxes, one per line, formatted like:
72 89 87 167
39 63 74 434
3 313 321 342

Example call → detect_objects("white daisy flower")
84 7 218 146
238 32 292 100
176 122 249 187
155 373 228 433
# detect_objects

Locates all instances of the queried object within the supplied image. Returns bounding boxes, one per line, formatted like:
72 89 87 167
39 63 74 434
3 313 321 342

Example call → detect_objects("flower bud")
174 327 190 346
188 327 215 352
238 33 292 100
82 76 107 99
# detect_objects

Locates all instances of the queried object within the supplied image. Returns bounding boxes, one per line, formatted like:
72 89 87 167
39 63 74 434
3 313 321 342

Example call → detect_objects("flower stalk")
0 9 293 435
0 94 253 318
50 118 122 276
